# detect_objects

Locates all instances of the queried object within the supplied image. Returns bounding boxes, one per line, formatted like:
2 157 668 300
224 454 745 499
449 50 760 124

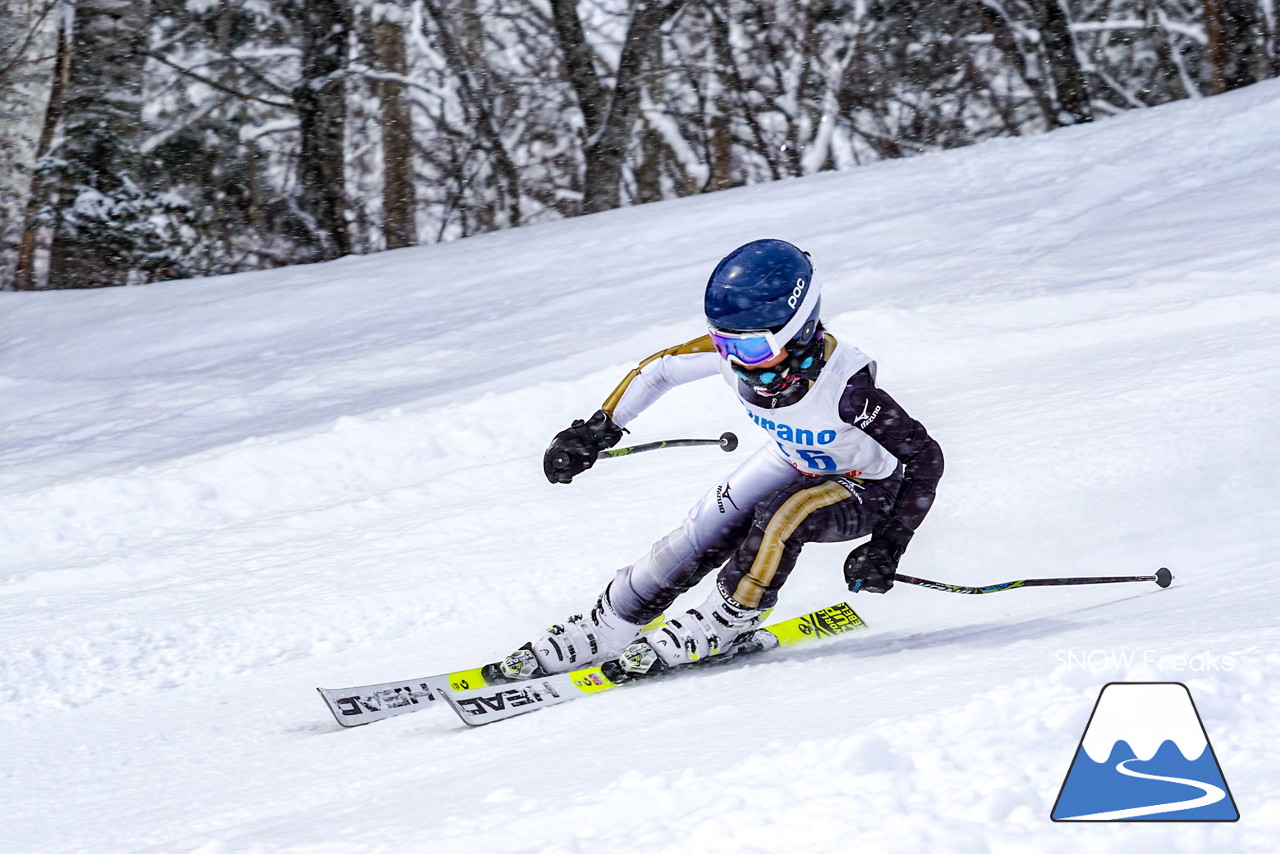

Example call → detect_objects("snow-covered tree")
42 0 202 288
0 0 62 290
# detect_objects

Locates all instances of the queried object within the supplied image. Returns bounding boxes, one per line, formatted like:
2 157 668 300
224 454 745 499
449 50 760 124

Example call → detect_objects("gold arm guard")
600 335 716 417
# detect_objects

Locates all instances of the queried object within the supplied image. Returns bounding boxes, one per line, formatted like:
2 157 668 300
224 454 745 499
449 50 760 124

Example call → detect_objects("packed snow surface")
4 81 1280 852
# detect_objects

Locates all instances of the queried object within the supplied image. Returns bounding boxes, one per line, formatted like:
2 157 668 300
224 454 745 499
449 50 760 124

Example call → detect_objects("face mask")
733 333 824 398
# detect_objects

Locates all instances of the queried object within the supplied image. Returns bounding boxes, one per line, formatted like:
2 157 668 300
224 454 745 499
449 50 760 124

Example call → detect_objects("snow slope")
3 81 1280 852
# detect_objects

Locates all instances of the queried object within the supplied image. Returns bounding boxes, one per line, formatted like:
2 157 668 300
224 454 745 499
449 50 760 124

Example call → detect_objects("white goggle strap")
770 271 821 348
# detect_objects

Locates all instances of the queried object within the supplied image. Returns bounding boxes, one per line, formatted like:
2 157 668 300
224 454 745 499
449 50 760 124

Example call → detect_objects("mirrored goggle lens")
710 331 778 366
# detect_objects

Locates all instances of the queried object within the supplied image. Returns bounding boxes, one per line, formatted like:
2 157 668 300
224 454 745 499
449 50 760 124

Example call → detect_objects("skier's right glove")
543 410 624 484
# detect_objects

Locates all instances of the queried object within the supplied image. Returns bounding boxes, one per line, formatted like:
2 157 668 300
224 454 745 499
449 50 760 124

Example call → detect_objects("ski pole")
597 431 738 461
894 567 1172 594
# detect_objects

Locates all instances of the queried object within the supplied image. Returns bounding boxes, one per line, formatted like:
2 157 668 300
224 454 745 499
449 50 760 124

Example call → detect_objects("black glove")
543 410 624 484
844 517 914 594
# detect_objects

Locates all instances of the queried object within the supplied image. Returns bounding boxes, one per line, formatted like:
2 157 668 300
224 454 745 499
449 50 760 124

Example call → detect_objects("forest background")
1 0 1275 291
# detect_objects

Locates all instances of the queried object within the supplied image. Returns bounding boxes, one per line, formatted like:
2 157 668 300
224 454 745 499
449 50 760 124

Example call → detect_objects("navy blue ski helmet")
705 239 821 366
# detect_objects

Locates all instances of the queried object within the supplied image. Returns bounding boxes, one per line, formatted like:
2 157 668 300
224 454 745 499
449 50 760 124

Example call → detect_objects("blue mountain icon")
1052 682 1238 822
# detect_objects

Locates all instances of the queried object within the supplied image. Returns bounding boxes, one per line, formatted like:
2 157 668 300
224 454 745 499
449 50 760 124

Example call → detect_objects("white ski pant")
606 442 900 623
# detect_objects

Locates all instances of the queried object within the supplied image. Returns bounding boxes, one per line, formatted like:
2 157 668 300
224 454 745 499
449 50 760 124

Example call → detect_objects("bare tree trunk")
1204 0 1229 93
371 6 415 249
0 0 61 289
1143 0 1189 102
633 21 669 203
958 44 1022 137
13 7 68 291
219 0 267 238
1036 0 1092 125
1204 0 1263 94
295 0 352 260
633 122 664 203
419 0 521 229
970 0 1059 128
547 0 607 139
47 0 150 288
705 93 735 192
548 0 685 215
582 1 677 213
708 0 782 181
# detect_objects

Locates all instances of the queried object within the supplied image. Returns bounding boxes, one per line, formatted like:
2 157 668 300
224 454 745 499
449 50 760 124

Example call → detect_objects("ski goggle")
709 276 820 367
710 328 787 366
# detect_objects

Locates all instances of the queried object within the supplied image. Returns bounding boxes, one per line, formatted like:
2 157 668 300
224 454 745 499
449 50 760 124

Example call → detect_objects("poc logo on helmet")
787 277 807 309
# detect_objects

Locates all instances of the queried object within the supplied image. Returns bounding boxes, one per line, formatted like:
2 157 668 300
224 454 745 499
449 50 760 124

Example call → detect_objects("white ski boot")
619 587 765 675
511 588 645 676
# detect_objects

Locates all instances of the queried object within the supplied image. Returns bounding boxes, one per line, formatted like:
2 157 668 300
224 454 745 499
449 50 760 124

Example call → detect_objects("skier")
502 238 943 679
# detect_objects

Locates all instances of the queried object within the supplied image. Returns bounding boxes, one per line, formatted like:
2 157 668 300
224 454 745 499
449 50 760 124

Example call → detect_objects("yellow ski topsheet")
761 601 867 647
569 601 865 694
447 667 490 691
570 666 619 694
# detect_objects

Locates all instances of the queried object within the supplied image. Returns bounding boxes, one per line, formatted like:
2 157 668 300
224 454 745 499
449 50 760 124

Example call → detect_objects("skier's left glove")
844 517 914 594
543 410 624 484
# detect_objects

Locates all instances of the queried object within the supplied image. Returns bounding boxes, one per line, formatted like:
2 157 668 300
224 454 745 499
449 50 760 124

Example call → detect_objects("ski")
437 602 867 727
317 673 451 727
317 615 670 727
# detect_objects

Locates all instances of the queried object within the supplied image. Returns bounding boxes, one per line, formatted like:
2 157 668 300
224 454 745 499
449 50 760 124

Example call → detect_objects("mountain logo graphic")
1051 682 1239 821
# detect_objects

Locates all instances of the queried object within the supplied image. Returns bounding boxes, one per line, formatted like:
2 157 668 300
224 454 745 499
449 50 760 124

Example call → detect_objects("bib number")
779 443 838 471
